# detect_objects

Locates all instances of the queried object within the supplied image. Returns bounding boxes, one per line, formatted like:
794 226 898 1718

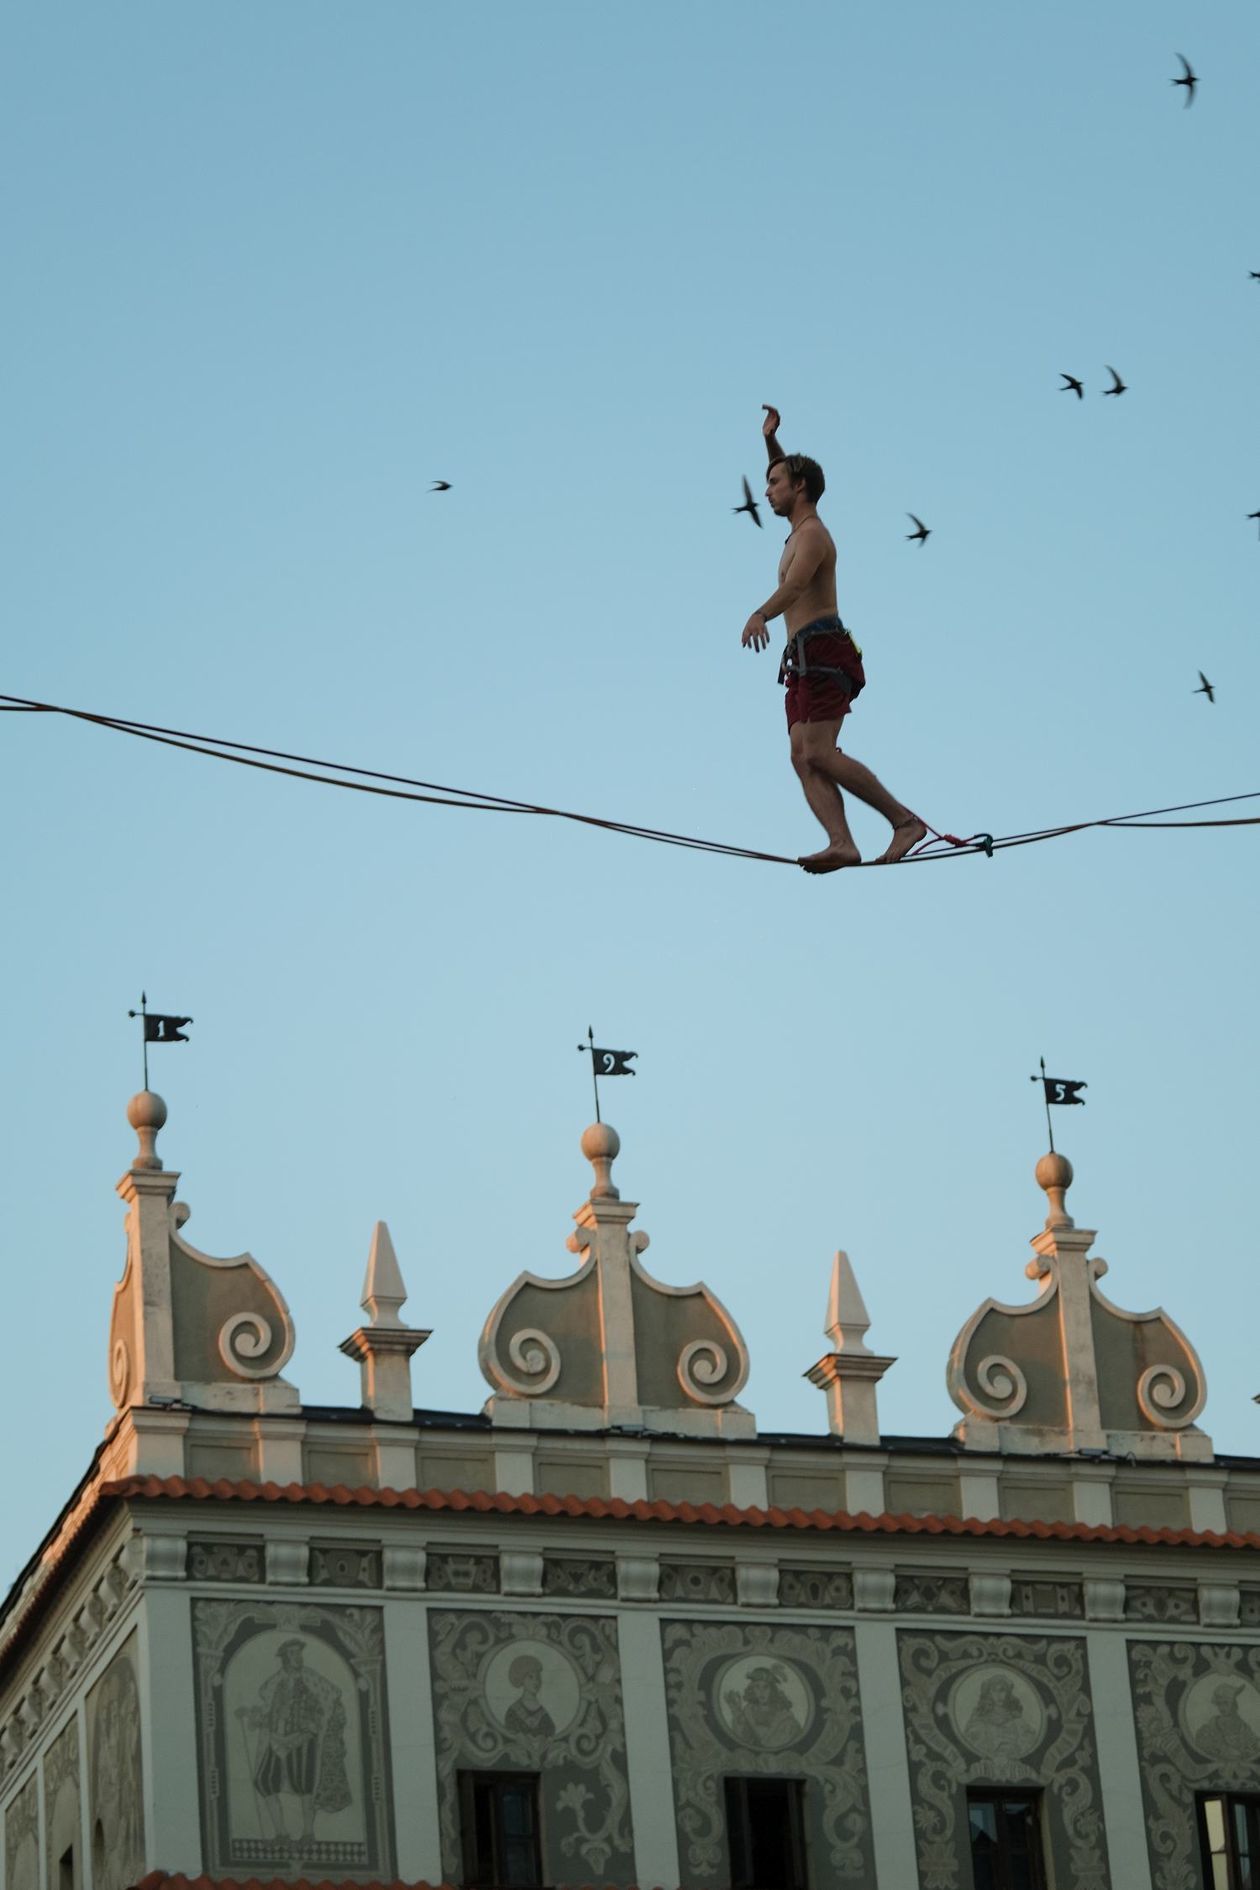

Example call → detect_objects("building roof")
98 1474 1260 1550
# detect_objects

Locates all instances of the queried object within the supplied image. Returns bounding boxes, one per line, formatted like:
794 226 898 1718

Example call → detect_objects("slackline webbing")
3 691 1258 869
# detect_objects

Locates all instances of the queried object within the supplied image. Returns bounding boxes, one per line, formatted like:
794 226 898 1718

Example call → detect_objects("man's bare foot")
875 816 928 864
799 842 862 874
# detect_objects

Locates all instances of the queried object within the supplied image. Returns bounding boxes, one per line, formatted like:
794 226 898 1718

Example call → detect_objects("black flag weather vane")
577 1026 636 1123
1030 1056 1086 1153
128 992 193 1089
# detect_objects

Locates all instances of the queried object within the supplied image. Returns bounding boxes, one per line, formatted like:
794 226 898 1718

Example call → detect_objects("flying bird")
430 480 451 492
734 475 762 528
1060 373 1084 399
1172 55 1198 106
906 514 931 545
1250 272 1260 282
1103 366 1127 397
1249 511 1260 539
1194 671 1215 703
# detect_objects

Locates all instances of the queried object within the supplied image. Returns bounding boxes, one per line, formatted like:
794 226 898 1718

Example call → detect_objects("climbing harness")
777 617 866 697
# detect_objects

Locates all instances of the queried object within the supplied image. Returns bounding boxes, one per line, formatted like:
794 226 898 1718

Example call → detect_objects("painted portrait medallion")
714 1654 815 1752
1182 1674 1260 1766
949 1664 1045 1761
482 1637 581 1740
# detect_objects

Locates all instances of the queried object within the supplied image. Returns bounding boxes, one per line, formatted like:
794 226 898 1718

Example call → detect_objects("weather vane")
128 992 193 1090
576 1026 637 1123
1030 1056 1087 1153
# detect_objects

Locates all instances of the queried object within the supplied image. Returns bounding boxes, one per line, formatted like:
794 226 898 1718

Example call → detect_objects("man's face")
766 463 801 516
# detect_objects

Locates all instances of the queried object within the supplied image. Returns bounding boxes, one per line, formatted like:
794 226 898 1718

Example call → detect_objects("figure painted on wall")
90 1651 146 1890
484 1637 581 1743
7 1833 36 1890
722 1663 807 1751
504 1654 558 1738
1192 1682 1260 1765
4 1775 38 1890
960 1673 1041 1761
235 1637 352 1852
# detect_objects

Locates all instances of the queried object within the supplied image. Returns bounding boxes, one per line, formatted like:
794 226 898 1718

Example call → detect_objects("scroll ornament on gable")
479 1124 754 1436
947 1152 1210 1460
109 1091 298 1415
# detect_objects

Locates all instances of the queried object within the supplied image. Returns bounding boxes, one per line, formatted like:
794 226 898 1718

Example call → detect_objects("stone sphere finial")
127 1090 167 1170
1035 1150 1074 1229
581 1122 621 1200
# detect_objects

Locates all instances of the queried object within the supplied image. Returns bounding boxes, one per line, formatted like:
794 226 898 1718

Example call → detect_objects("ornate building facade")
2 1094 1259 1889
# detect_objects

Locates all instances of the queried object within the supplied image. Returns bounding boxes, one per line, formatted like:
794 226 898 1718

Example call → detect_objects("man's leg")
790 721 862 871
258 1791 286 1839
797 722 926 866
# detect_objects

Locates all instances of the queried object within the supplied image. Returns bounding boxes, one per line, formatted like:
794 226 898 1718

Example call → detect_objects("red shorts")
784 629 866 730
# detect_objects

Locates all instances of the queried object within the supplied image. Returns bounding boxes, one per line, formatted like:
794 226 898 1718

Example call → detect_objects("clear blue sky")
3 3 1258 1577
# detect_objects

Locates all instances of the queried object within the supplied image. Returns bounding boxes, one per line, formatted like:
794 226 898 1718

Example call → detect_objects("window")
459 1771 543 1888
967 1791 1047 1890
58 1847 75 1890
1199 1794 1260 1889
725 1775 808 1889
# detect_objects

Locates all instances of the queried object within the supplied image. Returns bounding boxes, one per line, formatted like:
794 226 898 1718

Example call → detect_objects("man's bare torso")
780 518 838 633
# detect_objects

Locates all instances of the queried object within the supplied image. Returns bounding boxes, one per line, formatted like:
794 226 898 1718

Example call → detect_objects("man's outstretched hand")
742 612 771 651
762 404 781 439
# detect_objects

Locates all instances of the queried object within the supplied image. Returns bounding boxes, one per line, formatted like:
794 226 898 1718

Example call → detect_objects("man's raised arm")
762 403 785 466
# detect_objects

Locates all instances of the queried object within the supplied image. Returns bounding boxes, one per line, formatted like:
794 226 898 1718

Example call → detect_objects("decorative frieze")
426 1550 499 1595
542 1557 618 1600
309 1543 383 1590
894 1571 969 1615
778 1566 855 1611
1010 1578 1085 1619
188 1538 264 1584
659 1562 736 1605
1124 1584 1199 1624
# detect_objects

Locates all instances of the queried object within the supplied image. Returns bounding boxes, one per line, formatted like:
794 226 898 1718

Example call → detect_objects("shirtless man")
741 406 925 870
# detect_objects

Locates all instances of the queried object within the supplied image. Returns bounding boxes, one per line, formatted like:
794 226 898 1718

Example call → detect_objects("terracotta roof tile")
103 1475 1260 1551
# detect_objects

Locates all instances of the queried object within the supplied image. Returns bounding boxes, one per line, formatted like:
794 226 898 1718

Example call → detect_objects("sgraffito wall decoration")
87 1635 146 1890
1129 1641 1260 1890
899 1630 1108 1890
429 1609 634 1884
191 1598 393 1878
43 1716 81 1890
661 1620 874 1886
4 1770 39 1890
